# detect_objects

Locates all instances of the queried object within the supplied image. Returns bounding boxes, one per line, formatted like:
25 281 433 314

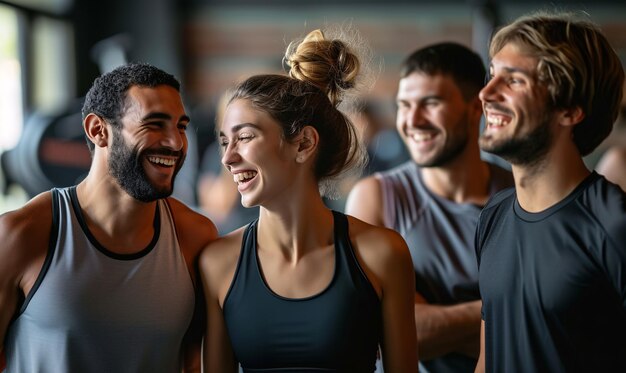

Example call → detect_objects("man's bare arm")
414 292 481 360
345 176 386 227
0 193 53 371
474 321 486 373
0 275 19 371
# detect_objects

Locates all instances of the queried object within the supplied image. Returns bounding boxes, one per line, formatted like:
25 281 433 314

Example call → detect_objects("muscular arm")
0 214 24 361
414 292 481 360
0 242 19 371
474 321 486 373
345 176 386 227
0 193 52 371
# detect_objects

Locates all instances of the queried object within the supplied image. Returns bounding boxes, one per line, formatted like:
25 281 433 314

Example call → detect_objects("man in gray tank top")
0 63 217 372
346 43 513 373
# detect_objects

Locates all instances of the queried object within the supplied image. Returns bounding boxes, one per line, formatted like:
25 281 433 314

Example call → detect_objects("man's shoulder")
483 186 516 214
373 161 424 200
475 188 516 262
0 191 54 268
375 160 416 179
165 197 216 227
164 197 218 252
0 191 54 238
580 173 626 239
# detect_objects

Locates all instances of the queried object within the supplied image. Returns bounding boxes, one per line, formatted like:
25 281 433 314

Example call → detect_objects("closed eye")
238 133 254 141
508 77 523 84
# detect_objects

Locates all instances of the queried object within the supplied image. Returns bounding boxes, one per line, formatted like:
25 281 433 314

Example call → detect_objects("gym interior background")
1 0 625 214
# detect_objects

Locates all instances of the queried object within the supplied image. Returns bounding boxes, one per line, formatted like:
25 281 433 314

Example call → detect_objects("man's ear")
84 113 109 148
558 106 585 128
295 126 319 163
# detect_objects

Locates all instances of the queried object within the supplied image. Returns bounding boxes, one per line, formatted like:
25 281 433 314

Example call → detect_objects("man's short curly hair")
82 63 180 153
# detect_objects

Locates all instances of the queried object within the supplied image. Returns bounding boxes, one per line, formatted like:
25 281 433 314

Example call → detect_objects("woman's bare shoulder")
199 225 252 304
344 214 413 291
200 226 247 280
346 215 408 258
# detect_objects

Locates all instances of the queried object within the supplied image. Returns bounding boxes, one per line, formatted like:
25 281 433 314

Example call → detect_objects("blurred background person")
347 42 513 373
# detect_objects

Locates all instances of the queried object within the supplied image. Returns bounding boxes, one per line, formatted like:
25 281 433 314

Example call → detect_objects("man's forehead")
123 85 184 113
490 44 538 74
397 72 456 97
126 84 180 101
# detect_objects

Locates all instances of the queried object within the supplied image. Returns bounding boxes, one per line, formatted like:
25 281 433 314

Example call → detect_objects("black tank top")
223 210 382 372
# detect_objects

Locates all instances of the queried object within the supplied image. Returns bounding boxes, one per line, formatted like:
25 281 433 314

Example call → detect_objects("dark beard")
108 130 183 202
416 110 470 167
480 120 552 167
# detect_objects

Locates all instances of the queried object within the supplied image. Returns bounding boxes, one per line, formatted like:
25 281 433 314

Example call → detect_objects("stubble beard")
413 114 471 168
479 116 553 167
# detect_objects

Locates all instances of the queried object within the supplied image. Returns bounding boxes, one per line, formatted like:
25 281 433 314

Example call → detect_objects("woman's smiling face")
219 98 299 208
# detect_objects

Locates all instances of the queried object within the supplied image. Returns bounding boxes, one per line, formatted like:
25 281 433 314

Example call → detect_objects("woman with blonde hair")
199 28 417 372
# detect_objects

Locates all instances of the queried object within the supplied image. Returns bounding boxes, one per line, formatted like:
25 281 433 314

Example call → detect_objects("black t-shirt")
476 172 626 373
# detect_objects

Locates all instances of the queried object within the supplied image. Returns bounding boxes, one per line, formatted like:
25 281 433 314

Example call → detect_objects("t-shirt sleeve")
589 180 626 309
602 217 626 309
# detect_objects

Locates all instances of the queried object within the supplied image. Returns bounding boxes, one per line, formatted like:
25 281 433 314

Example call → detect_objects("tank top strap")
223 219 260 311
332 209 357 270
331 210 379 299
240 219 260 281
241 219 258 257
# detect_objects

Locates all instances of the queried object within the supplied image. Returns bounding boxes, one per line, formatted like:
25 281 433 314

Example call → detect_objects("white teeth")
411 133 435 142
148 156 176 166
487 115 508 127
233 171 257 184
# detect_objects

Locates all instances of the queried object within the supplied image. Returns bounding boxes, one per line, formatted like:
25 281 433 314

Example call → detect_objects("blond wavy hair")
489 11 624 156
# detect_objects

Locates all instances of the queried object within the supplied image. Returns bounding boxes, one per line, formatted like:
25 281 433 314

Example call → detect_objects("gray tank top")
4 187 195 373
376 161 513 373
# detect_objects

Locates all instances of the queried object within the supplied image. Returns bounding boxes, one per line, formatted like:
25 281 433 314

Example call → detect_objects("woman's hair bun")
285 27 372 107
